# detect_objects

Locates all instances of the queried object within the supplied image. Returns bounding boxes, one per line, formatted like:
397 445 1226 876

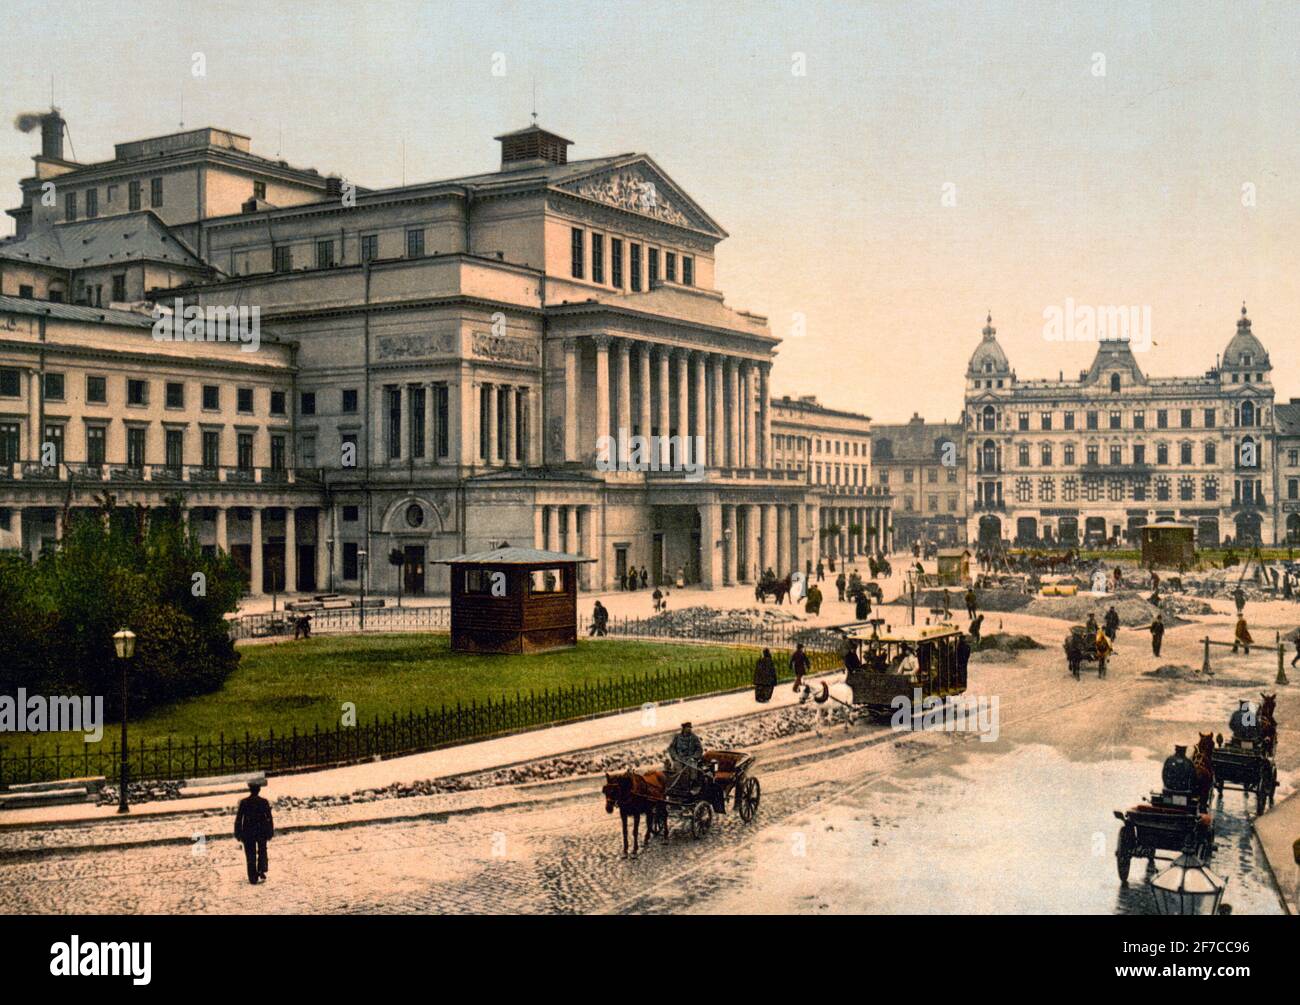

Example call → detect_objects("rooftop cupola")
1221 301 1270 373
966 311 1011 378
494 123 573 170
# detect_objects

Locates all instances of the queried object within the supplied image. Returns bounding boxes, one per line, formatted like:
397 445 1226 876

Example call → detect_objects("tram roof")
837 621 965 643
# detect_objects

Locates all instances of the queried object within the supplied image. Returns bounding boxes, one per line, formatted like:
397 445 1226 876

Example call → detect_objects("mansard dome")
967 312 1010 376
1222 303 1269 369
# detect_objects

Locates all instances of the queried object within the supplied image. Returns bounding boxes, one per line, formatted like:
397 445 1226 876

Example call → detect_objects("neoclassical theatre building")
963 309 1277 549
1 114 849 594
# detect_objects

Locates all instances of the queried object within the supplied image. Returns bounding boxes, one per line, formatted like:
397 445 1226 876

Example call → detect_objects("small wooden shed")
1141 523 1196 569
436 546 595 654
935 548 972 586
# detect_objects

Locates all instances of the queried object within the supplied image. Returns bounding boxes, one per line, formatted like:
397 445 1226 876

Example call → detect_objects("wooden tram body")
837 623 968 717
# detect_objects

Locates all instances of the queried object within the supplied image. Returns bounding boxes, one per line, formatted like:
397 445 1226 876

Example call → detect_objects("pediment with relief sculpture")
554 159 726 238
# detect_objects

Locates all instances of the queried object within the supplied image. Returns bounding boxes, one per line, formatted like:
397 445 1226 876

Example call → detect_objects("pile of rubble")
273 703 824 811
95 779 184 807
629 605 841 649
1023 591 1203 628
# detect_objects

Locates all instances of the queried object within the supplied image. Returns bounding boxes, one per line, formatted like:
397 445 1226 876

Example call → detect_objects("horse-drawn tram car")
1211 698 1279 814
822 621 969 721
1114 744 1216 883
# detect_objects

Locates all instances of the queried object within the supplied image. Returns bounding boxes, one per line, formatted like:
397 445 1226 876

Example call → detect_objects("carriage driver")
666 722 706 794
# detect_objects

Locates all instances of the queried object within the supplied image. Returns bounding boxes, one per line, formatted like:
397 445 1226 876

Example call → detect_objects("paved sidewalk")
1255 790 1300 915
0 667 837 831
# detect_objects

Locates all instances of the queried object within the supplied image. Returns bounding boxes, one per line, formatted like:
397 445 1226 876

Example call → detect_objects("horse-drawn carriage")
603 750 761 855
814 621 969 722
1114 741 1216 883
1065 624 1106 678
1211 698 1279 814
755 572 792 604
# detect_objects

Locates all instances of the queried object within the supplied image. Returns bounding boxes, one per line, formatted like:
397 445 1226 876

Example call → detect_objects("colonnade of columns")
563 337 772 472
534 502 597 586
705 501 806 587
371 380 539 469
818 505 893 560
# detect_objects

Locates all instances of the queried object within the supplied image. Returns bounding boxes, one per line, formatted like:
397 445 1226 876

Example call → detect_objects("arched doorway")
1084 516 1107 547
978 514 1002 548
1234 511 1262 546
1015 517 1038 546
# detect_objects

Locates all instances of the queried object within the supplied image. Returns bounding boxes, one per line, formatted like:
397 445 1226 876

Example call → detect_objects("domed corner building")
961 305 1278 552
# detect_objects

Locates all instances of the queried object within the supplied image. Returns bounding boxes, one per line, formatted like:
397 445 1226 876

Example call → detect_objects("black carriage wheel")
689 800 714 840
1115 825 1134 884
738 776 761 822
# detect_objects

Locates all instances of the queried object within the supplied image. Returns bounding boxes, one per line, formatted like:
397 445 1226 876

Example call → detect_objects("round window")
405 503 424 528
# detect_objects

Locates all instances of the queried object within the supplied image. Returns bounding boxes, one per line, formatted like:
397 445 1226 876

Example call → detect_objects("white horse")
803 680 858 732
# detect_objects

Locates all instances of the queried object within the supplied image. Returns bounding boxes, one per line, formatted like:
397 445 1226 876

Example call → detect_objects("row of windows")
900 495 961 513
977 402 1267 432
272 228 424 273
1012 475 1226 504
570 228 694 289
0 369 286 415
65 177 163 222
0 420 279 471
878 467 959 484
1003 440 1236 467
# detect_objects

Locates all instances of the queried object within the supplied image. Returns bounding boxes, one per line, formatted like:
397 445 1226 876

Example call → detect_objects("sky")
2 0 1299 424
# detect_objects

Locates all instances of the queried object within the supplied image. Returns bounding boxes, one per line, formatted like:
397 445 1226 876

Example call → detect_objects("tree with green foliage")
0 495 244 717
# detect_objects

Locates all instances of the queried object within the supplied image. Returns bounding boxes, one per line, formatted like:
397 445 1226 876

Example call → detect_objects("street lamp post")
112 627 136 815
357 548 368 631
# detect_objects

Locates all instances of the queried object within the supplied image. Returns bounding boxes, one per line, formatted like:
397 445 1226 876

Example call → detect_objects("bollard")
1202 637 1212 675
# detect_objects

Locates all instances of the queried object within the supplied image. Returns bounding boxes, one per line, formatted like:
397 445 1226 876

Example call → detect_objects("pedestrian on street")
1291 636 1300 668
836 572 847 602
957 632 971 679
941 589 951 617
1232 615 1253 655
640 567 649 589
590 600 609 636
652 587 664 612
969 613 984 645
816 561 825 582
234 781 274 885
791 642 811 692
1233 586 1246 615
854 589 870 620
753 648 777 703
1103 605 1120 642
1147 614 1165 657
805 583 823 615
965 587 977 620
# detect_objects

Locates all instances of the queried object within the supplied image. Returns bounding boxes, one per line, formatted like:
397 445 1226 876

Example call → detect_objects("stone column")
534 504 545 548
564 339 579 463
721 504 735 586
456 373 476 467
530 386 542 466
315 509 329 590
759 363 771 470
284 507 297 593
742 363 757 468
545 505 559 552
776 504 789 577
504 384 517 466
675 349 690 468
28 371 40 457
657 347 671 468
249 507 263 594
487 383 500 465
711 356 725 468
744 504 761 582
727 358 742 468
638 343 652 446
581 505 596 589
397 386 409 462
373 387 387 465
215 506 228 553
616 340 632 465
699 501 723 589
761 503 776 574
693 352 708 469
427 382 438 465
594 336 611 465
566 505 579 556
11 507 22 559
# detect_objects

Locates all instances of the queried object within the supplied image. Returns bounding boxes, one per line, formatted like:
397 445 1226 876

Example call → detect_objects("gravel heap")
95 779 184 807
628 605 842 650
1022 592 1193 628
900 589 1035 613
976 633 1045 652
273 703 824 811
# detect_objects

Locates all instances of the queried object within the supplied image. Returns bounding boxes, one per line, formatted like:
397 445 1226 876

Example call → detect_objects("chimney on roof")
494 124 572 170
40 109 65 160
324 175 343 199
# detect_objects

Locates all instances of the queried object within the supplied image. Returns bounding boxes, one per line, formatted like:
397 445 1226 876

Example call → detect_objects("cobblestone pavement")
1 616 1292 914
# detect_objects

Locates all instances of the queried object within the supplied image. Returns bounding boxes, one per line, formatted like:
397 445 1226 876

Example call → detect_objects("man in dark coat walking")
1103 606 1120 642
965 587 977 620
1147 614 1165 657
234 781 274 885
836 572 847 602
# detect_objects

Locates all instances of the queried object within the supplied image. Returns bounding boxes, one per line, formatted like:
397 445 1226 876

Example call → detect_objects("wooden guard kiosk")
437 546 595 654
1140 523 1196 569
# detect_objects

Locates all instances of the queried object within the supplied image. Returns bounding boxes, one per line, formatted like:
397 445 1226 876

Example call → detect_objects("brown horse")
1258 693 1278 756
1192 732 1215 813
602 770 668 857
756 575 792 605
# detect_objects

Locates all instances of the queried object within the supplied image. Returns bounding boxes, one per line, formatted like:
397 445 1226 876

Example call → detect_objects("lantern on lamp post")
1149 844 1228 916
112 627 136 814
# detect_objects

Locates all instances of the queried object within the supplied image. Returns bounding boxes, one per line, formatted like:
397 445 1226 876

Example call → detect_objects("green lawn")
2 635 760 762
